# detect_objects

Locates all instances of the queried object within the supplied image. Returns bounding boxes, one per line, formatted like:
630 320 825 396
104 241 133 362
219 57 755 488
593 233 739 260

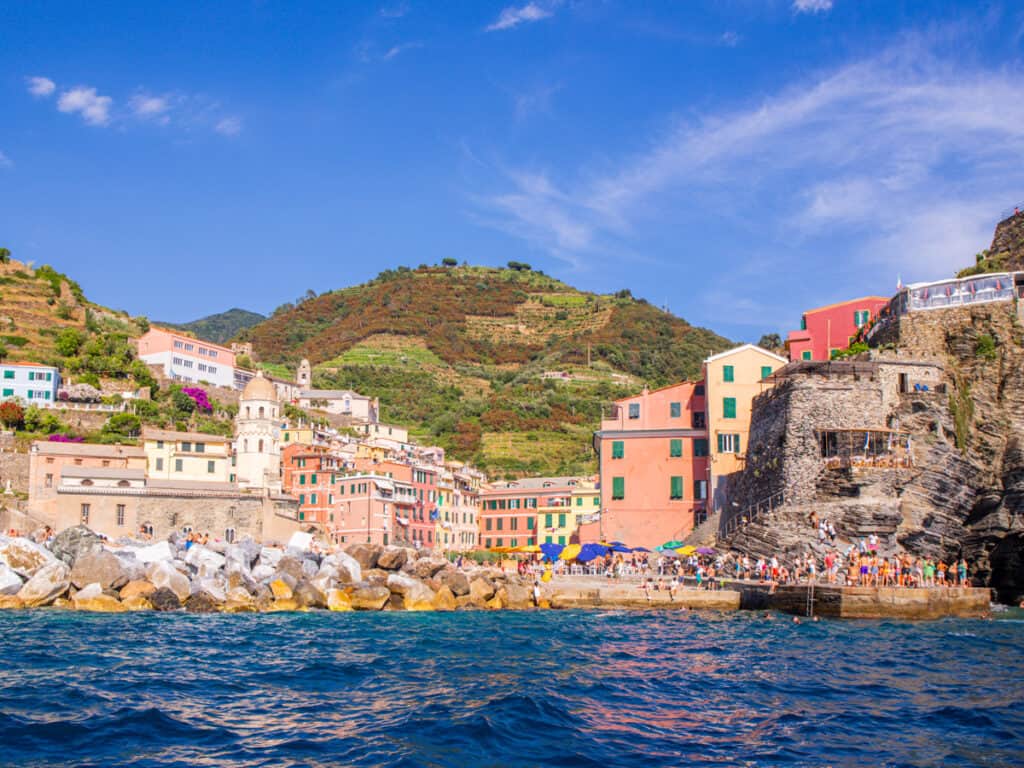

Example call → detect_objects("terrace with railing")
817 428 913 470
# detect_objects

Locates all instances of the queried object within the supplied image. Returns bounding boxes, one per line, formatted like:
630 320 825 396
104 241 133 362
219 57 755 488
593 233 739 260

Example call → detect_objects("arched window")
225 527 236 544
246 406 251 418
81 479 93 486
141 522 154 537
182 525 193 535
258 439 264 452
117 480 130 488
244 439 249 452
259 406 265 418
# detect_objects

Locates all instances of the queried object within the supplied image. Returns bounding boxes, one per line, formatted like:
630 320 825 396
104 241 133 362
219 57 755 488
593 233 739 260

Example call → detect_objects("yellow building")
281 425 315 448
141 428 232 484
570 479 601 534
355 442 389 463
702 344 787 514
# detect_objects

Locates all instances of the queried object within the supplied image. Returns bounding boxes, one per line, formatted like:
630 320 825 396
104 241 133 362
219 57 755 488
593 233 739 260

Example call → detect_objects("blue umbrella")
576 542 609 563
539 543 564 561
631 547 651 553
609 544 632 553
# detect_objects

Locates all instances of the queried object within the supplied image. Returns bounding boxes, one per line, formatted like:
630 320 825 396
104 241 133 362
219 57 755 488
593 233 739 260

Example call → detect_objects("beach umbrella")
658 540 686 551
539 543 564 561
696 547 716 555
632 547 651 553
676 545 698 556
609 544 632 553
576 543 608 563
559 543 582 561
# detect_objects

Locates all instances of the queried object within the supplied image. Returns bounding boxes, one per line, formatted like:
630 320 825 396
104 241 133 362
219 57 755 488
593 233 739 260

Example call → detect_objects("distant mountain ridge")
159 308 266 345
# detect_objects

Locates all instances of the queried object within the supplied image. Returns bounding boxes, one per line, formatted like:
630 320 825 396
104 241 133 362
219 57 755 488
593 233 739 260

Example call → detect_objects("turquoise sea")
1 609 1022 767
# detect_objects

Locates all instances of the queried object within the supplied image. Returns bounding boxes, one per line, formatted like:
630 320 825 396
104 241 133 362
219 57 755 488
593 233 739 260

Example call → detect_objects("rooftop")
484 476 581 493
0 361 58 369
299 389 371 401
33 441 146 458
141 427 231 444
60 467 147 480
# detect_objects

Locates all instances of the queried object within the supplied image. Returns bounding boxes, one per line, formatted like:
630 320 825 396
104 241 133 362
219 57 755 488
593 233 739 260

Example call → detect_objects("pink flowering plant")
48 434 85 443
181 387 213 413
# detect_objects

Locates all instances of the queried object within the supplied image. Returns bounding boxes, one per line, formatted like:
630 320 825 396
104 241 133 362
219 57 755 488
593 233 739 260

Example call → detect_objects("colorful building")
142 428 232 484
785 296 890 362
136 327 236 389
332 474 399 546
588 382 709 548
478 477 583 550
703 344 787 514
281 444 346 529
0 362 60 406
410 464 440 549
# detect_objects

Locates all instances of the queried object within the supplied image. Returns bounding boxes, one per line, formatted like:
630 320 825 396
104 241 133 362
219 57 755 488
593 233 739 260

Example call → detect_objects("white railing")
721 490 785 537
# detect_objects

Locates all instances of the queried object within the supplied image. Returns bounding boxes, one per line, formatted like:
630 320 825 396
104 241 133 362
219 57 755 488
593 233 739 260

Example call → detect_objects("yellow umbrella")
519 544 542 553
559 543 582 561
676 545 697 556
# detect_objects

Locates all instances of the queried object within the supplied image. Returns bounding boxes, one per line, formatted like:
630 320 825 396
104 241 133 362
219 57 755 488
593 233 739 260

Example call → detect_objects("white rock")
325 551 362 583
0 536 56 578
251 564 275 582
288 531 314 551
17 561 71 606
0 563 24 595
127 541 174 564
184 544 226 575
147 561 191 601
193 578 227 604
73 583 103 601
258 547 283 568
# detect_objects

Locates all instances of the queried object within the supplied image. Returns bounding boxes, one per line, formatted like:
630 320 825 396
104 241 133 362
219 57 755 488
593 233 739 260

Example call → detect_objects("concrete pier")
546 580 740 611
737 582 991 619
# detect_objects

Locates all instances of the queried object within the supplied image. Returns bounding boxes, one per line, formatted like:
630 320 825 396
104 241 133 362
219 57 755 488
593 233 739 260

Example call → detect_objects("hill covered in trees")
159 308 265 345
242 264 732 476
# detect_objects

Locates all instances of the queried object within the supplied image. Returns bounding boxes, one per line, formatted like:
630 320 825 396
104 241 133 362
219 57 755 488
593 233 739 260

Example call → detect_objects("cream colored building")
703 344 787 513
235 372 283 493
142 428 232 483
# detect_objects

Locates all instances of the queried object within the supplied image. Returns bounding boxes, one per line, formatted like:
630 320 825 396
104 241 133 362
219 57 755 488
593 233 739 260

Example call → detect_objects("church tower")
235 371 282 493
297 359 311 389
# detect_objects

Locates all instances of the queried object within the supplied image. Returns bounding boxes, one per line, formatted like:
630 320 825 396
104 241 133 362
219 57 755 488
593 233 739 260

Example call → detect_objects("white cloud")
793 0 833 13
477 35 1024 283
486 2 556 32
380 2 408 18
57 86 113 126
27 76 56 97
214 116 242 136
0 151 11 168
382 42 422 60
720 31 741 47
130 93 171 123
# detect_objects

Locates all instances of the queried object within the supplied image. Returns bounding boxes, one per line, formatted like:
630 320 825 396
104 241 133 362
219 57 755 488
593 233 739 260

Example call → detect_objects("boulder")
119 580 156 600
223 586 255 613
147 561 191 601
0 563 24 595
377 546 408 571
275 555 306 581
185 592 221 613
269 574 296 599
437 569 471 597
251 564 275 582
70 549 128 590
468 576 496 606
258 547 284 569
433 585 457 611
345 543 382 571
348 583 390 610
455 594 473 610
49 525 102 566
485 595 504 610
412 558 448 580
311 569 337 597
326 551 361 583
111 551 147 582
253 586 275 612
184 544 227 577
121 596 153 611
149 587 182 611
386 572 437 610
0 595 25 610
17 561 71 607
327 588 353 611
503 583 532 610
265 597 303 612
127 540 174 564
192 578 227 604
72 585 126 613
294 581 326 609
0 537 57 577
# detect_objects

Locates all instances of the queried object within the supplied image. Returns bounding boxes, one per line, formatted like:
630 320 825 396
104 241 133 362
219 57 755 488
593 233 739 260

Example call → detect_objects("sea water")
0 609 1021 767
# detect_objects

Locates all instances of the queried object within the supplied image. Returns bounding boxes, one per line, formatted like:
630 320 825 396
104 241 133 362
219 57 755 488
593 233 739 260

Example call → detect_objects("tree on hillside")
757 333 782 351
0 343 7 361
0 248 10 264
507 261 531 271
442 257 458 267
55 328 86 357
0 401 24 429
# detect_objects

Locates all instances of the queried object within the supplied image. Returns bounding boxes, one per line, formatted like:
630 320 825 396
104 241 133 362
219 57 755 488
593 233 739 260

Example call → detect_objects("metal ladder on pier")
806 581 816 618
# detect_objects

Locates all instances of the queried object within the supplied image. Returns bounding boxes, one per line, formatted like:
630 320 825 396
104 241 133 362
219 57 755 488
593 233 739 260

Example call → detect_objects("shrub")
55 328 86 357
0 401 24 428
55 301 73 320
975 334 997 360
103 413 142 438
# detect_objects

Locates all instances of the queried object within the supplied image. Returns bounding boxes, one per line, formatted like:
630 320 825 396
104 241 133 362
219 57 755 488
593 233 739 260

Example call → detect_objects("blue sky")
3 1 1023 342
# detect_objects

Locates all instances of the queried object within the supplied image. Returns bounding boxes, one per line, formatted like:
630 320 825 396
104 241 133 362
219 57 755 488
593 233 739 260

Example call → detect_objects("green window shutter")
611 440 624 459
593 497 599 506
3 371 13 379
527 517 534 529
670 402 681 418
299 494 305 505
802 350 812 361
612 477 624 499
545 513 552 527
300 475 305 485
558 513 566 527
1 389 12 397
311 474 317 484
670 476 683 499
670 439 682 457
723 365 734 382
311 493 317 504
735 434 741 453
284 433 289 441
575 497 582 506
800 316 807 330
761 365 772 380
558 536 565 546
486 518 492 531
27 391 33 400
694 439 708 457
717 434 724 453
723 397 736 419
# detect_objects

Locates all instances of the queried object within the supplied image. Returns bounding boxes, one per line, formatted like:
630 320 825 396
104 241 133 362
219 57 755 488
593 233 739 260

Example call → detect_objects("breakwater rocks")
0 526 540 614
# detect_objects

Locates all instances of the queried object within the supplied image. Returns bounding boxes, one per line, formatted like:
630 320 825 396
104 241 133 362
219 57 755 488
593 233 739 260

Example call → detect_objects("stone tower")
297 359 311 389
235 371 282 493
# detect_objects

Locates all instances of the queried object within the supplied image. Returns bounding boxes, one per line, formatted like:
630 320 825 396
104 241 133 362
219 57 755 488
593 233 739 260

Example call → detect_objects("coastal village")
0 209 1023 616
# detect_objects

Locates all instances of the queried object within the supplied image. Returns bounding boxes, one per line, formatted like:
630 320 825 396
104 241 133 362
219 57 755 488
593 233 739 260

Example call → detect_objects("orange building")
586 382 709 548
478 477 581 550
281 444 348 529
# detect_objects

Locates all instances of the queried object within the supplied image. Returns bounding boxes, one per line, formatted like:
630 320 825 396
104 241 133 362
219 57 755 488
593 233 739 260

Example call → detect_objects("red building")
410 464 440 549
785 296 890 362
281 444 344 529
583 381 709 548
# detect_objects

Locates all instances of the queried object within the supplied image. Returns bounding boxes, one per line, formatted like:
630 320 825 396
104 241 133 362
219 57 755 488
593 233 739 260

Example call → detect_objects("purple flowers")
49 434 84 443
182 387 213 413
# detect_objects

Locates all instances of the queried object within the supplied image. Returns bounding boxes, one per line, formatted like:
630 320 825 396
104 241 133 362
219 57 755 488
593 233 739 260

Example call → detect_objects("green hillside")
159 308 266 345
243 265 732 477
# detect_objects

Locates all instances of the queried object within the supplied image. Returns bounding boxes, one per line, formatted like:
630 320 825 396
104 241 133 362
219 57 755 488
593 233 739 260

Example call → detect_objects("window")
558 513 566 528
670 476 684 500
717 433 741 453
496 518 503 531
207 460 215 474
692 412 706 429
2 370 13 379
628 403 640 419
299 494 305 505
575 497 582 507
311 493 317 504
802 350 812 361
195 443 205 454
510 517 518 531
174 459 183 472
181 442 192 452
761 366 773 380
723 397 737 419
1 389 12 397
527 516 534 529
695 480 707 500
225 528 236 543
669 439 683 457
486 518 492 531
611 440 624 459
670 402 681 418
155 458 164 471
612 477 625 500
45 473 53 488
800 316 807 331
485 538 492 549
723 365 734 382
695 384 705 396
545 513 553 528
593 497 599 506
116 504 126 526
80 504 90 524
694 439 709 457
854 309 870 328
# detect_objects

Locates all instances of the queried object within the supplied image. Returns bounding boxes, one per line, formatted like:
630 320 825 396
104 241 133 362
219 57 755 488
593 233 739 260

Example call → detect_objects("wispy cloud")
214 116 243 136
486 2 557 32
0 151 11 168
26 76 56 97
130 93 172 123
57 86 113 126
720 31 741 47
383 42 422 60
379 2 408 18
476 33 1024 285
793 0 834 13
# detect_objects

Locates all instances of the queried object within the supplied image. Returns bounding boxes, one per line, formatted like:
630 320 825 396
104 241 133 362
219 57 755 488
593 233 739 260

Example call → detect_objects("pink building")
785 296 890 362
583 382 709 548
137 327 237 389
